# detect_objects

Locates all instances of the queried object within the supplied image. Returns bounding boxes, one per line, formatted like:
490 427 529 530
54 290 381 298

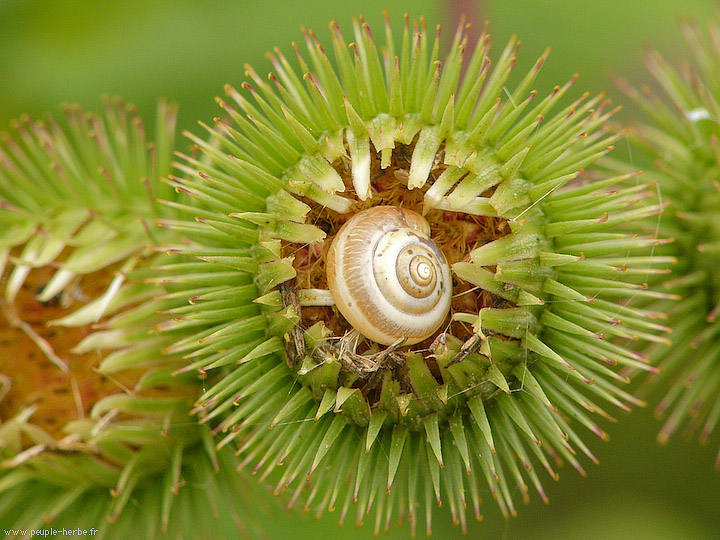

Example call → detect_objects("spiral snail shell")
326 206 452 345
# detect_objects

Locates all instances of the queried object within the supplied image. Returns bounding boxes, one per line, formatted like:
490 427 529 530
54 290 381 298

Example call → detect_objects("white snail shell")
326 206 452 345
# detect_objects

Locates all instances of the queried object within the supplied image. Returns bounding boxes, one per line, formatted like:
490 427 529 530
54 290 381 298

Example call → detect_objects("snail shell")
326 206 452 345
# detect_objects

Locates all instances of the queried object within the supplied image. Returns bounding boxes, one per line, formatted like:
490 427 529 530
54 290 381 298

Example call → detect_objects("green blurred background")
1 0 719 538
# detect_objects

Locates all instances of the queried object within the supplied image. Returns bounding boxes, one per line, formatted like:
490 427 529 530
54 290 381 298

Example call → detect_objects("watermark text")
3 528 98 538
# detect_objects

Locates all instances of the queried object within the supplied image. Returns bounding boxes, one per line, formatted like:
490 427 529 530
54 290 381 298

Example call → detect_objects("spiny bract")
615 15 720 470
160 15 667 535
0 101 265 539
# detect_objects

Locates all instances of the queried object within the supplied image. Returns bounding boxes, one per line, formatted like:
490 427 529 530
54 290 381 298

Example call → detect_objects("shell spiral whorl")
326 206 452 345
